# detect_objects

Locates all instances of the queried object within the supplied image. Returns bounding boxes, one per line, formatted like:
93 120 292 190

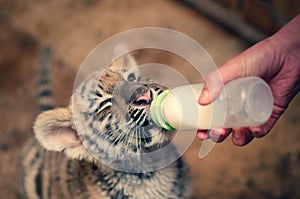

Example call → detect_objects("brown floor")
0 1 300 198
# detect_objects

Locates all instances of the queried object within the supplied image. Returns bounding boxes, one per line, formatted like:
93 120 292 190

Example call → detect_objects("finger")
199 58 246 105
197 130 209 140
232 128 254 146
198 70 223 105
198 86 212 105
209 127 232 143
249 117 276 138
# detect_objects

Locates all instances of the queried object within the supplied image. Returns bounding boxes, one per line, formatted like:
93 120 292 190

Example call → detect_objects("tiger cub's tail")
36 47 54 112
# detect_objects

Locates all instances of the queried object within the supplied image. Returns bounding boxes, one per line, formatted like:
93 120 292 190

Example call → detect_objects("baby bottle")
150 77 273 131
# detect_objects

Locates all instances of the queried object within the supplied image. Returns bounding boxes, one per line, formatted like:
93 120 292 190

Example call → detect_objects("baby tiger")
20 46 192 199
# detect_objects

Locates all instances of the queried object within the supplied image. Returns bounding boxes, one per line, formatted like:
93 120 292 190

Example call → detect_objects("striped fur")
20 46 192 199
37 47 54 112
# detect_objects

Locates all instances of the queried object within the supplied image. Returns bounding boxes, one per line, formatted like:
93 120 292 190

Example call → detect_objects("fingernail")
197 130 209 140
199 90 210 104
234 130 242 138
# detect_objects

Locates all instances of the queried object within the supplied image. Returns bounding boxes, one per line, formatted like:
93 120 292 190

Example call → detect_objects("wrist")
271 14 300 61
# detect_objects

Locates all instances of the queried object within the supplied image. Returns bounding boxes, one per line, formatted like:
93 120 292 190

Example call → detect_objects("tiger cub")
20 46 192 199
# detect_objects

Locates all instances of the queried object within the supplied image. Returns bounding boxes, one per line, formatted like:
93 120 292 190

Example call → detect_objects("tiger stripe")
37 47 54 112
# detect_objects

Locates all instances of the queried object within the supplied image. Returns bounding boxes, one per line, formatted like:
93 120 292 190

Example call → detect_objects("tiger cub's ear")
109 44 140 82
34 107 81 152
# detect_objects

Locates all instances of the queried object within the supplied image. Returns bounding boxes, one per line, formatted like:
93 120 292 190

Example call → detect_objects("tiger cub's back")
19 47 90 199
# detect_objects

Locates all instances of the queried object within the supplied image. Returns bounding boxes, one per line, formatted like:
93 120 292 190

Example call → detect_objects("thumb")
199 37 277 105
199 58 247 105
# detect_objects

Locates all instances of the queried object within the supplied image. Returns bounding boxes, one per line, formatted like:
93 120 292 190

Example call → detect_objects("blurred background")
0 0 299 198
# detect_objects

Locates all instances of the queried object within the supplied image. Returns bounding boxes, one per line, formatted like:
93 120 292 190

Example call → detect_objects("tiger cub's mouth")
128 84 164 127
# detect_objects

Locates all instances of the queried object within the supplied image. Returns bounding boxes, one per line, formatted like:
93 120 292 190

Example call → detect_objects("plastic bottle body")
150 77 273 130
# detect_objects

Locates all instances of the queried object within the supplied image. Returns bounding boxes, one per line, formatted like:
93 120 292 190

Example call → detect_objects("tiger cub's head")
34 47 175 169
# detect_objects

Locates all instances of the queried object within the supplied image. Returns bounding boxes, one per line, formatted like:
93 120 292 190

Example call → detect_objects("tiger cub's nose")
133 89 153 106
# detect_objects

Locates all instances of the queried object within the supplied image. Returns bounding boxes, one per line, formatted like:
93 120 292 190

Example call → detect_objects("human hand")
197 14 300 146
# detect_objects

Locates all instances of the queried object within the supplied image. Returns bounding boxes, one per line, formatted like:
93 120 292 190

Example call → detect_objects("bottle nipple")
150 90 175 130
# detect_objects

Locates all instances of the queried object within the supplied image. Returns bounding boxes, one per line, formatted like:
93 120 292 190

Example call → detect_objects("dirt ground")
0 1 300 199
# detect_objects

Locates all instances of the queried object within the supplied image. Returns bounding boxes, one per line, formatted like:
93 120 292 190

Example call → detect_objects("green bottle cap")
150 90 175 131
